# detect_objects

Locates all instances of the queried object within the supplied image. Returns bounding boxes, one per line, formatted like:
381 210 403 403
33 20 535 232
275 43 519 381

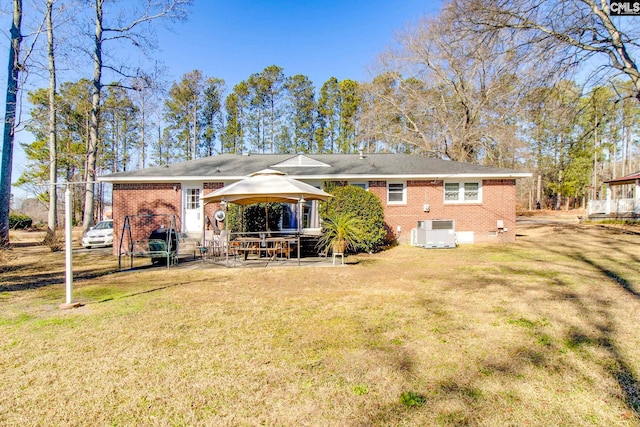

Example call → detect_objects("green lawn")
1 222 639 426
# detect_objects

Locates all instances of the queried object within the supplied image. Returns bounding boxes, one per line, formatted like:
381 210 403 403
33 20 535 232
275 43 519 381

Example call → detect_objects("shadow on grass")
0 268 115 293
1 255 198 293
0 264 29 274
90 282 184 304
594 224 640 237
8 241 44 248
574 253 640 299
402 223 640 421
542 238 640 416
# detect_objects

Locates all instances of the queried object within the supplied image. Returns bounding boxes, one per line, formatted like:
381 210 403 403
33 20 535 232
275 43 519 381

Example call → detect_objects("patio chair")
199 230 215 260
268 241 293 259
210 232 225 258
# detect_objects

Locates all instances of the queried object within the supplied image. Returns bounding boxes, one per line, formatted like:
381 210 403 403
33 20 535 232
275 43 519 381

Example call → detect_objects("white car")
82 220 114 248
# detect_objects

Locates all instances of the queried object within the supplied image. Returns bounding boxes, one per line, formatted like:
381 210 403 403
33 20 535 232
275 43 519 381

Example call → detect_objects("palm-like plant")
316 212 366 255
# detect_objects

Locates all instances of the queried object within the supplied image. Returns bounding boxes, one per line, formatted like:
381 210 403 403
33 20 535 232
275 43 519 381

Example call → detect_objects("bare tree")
131 65 167 169
0 0 23 247
368 4 537 164
44 0 58 248
456 0 640 103
82 0 191 234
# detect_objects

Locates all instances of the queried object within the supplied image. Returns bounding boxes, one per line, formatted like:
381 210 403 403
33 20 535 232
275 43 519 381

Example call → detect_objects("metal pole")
298 199 302 266
52 180 96 309
65 185 73 304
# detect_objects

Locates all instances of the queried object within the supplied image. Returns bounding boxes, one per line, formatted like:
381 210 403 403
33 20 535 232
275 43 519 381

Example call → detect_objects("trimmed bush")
242 203 283 233
320 184 386 253
9 213 32 230
222 204 242 233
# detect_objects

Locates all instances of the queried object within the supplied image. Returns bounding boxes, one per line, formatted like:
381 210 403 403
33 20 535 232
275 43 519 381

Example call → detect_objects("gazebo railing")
587 198 639 215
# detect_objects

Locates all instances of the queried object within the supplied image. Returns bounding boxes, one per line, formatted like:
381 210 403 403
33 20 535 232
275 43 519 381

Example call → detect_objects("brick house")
99 153 531 252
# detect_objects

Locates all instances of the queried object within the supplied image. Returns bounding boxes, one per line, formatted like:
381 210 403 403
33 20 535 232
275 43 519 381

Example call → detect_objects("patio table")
233 236 296 261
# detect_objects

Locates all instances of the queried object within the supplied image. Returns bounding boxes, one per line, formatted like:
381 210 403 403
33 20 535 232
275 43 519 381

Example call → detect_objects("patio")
198 169 333 267
178 252 343 269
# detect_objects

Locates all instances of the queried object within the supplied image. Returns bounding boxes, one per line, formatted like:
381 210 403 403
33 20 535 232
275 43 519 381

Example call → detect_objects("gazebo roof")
200 169 332 205
604 171 640 186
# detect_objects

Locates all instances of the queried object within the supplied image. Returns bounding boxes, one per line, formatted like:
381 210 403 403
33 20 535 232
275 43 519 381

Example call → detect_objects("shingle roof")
604 171 640 185
99 153 531 182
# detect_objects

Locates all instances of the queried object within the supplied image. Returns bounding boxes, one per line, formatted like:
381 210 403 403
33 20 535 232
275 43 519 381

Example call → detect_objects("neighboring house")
98 153 531 253
587 171 640 220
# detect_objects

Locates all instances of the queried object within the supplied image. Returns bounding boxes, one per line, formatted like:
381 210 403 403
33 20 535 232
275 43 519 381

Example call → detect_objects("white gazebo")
201 169 331 205
200 169 332 265
587 171 640 218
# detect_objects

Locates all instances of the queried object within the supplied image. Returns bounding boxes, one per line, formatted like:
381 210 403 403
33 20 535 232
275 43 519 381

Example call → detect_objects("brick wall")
203 182 225 229
112 182 228 255
112 183 182 255
370 179 517 244
113 178 518 254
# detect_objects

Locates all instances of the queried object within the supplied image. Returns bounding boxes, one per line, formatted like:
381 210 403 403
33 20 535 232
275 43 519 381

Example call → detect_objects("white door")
183 186 202 233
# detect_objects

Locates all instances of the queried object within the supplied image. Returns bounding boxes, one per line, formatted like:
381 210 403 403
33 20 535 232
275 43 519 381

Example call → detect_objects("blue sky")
5 0 441 200
156 0 441 88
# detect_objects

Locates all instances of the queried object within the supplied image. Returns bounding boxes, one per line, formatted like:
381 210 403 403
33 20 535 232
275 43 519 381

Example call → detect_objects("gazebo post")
298 198 302 266
635 179 640 215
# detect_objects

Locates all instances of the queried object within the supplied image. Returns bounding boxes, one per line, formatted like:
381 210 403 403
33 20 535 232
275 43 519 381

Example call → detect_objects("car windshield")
93 221 113 230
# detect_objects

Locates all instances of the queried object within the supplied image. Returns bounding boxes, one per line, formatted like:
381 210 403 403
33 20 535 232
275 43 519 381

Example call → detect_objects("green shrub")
224 204 242 233
400 391 426 408
320 184 386 253
352 383 369 396
242 203 283 233
316 212 366 255
9 213 32 230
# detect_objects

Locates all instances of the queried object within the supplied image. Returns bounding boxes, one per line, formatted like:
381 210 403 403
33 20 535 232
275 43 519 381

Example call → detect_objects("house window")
282 204 296 229
302 203 312 228
444 183 460 201
444 182 481 203
281 201 320 230
464 183 479 201
186 188 200 209
387 183 406 204
350 182 368 190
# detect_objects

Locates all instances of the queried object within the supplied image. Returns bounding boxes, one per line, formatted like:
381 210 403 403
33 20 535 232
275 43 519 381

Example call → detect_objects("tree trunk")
192 97 197 160
536 174 542 209
140 91 145 168
83 0 103 234
45 0 58 246
0 0 22 248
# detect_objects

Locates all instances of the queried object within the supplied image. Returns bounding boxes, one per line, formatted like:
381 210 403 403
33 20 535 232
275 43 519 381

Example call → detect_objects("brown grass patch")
1 223 640 426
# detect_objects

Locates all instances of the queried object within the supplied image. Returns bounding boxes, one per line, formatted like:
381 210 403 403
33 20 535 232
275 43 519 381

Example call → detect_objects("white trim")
271 154 331 168
443 180 483 204
182 183 203 233
387 181 406 204
285 173 530 180
98 172 531 183
99 175 249 183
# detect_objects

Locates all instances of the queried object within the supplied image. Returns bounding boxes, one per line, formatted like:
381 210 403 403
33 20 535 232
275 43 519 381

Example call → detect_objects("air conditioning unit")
411 220 456 248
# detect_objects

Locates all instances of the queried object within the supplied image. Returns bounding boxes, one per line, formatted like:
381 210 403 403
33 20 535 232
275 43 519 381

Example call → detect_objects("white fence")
587 198 640 215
